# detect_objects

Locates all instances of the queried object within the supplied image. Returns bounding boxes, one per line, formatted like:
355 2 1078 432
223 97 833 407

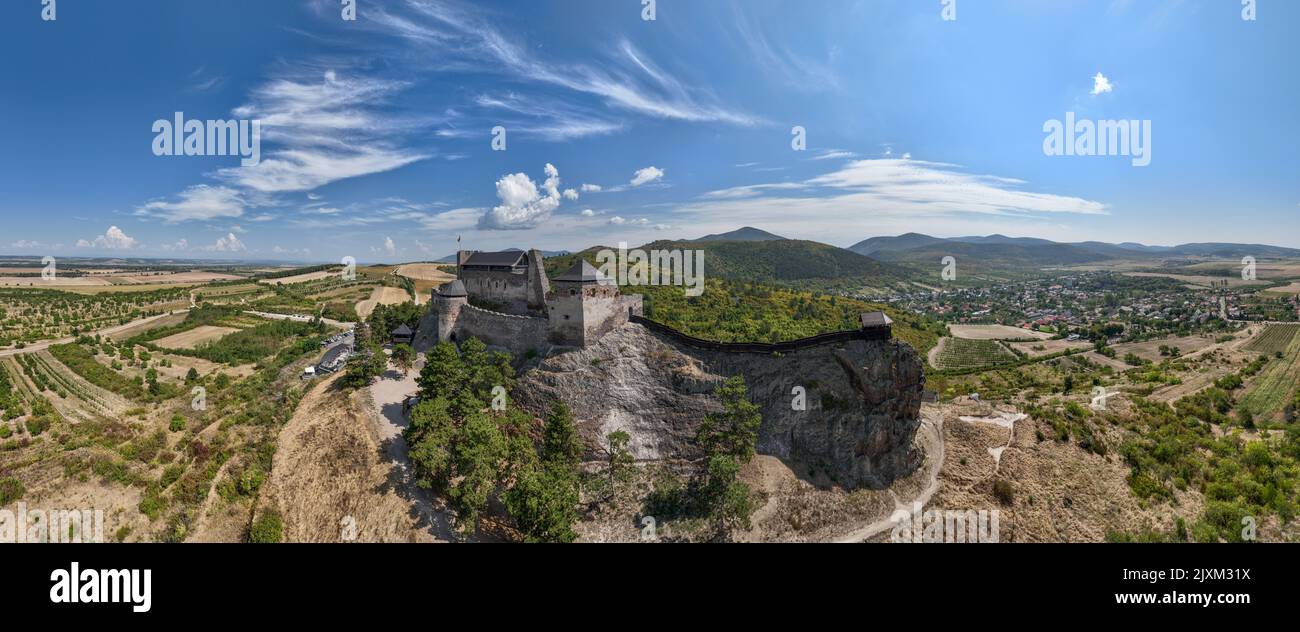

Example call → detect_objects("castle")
429 249 643 352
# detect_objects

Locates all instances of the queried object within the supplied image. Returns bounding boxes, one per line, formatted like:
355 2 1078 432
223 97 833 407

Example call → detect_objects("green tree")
541 402 581 468
391 343 415 377
505 462 580 543
417 342 464 401
697 376 762 462
694 376 761 539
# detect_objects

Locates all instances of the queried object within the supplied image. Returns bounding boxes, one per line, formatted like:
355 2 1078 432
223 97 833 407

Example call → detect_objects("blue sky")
1 0 1297 262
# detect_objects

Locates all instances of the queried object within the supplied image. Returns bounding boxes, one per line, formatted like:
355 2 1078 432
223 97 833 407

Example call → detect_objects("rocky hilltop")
514 323 925 489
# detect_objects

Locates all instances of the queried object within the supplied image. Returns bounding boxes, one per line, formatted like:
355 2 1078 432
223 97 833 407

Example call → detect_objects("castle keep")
430 249 643 353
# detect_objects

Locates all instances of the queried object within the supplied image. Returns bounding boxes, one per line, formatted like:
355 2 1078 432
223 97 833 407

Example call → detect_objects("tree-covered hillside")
546 239 908 289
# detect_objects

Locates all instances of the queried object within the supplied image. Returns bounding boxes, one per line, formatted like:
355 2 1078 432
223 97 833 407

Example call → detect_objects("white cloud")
479 163 565 230
76 226 138 250
580 184 603 193
420 207 484 232
160 238 189 252
207 233 246 253
580 209 596 217
563 188 579 201
367 6 758 126
671 158 1108 246
213 71 431 193
811 150 857 161
630 166 665 187
9 240 42 249
608 216 649 226
135 185 245 223
384 236 397 256
1091 72 1113 95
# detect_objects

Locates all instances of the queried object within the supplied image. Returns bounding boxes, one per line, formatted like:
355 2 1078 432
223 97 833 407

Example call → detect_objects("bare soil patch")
1010 339 1092 357
153 325 240 350
949 324 1053 341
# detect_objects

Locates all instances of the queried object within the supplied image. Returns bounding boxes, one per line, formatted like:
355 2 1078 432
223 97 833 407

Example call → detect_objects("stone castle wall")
451 304 550 356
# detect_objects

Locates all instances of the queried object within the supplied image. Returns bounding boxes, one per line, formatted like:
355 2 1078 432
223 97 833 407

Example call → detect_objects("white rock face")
514 323 925 489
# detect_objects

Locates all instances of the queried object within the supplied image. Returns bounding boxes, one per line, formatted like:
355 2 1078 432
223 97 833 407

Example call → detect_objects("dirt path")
243 310 352 328
927 337 947 368
830 413 945 543
261 369 454 542
365 355 463 541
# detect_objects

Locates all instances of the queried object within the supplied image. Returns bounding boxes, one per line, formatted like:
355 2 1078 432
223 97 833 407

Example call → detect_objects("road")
244 310 354 328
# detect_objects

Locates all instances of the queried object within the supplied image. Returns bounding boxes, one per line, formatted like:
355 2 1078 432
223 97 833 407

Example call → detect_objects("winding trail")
831 414 945 543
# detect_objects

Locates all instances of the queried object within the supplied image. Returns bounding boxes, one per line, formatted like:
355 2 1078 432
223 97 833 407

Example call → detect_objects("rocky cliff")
514 323 925 489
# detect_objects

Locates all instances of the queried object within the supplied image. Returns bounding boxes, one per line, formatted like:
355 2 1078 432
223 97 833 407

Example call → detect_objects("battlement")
429 251 642 351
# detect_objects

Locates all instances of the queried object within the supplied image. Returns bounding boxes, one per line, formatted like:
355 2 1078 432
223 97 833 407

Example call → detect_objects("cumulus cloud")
580 184 602 193
1091 72 1113 95
76 226 138 250
207 233 247 253
135 185 245 223
563 188 579 201
608 216 649 226
384 236 397 256
630 166 665 187
478 163 565 230
160 238 189 252
580 209 596 217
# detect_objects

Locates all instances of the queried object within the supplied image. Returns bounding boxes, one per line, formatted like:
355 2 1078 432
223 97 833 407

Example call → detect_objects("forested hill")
545 239 909 288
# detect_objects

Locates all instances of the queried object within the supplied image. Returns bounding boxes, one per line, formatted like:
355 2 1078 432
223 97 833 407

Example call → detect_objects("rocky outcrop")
513 323 924 489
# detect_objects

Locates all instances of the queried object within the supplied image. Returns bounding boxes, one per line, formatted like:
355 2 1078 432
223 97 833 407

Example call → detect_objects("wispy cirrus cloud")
674 158 1108 245
368 0 759 126
216 70 432 193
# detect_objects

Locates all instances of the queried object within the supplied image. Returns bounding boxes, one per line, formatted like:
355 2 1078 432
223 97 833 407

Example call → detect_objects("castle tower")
526 249 550 311
547 260 616 347
433 279 468 343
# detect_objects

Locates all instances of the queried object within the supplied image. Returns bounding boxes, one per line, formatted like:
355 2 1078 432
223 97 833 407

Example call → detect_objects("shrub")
249 510 284 543
0 477 25 505
992 479 1015 506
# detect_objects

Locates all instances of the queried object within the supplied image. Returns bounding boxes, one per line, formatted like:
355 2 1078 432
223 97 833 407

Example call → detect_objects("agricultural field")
931 337 1019 371
948 324 1053 341
395 263 455 301
0 287 188 348
1009 339 1093 358
1244 324 1300 355
153 326 242 350
260 270 337 285
355 286 413 320
1122 271 1270 288
1238 333 1300 423
1109 333 1219 363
